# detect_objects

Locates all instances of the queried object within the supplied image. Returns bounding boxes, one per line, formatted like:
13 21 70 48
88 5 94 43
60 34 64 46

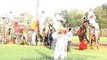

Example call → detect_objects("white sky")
0 0 106 17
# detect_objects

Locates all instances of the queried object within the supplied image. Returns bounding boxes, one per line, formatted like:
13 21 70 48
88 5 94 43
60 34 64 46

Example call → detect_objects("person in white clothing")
38 11 47 39
52 30 58 49
54 29 68 60
87 9 96 25
66 28 73 52
31 31 36 45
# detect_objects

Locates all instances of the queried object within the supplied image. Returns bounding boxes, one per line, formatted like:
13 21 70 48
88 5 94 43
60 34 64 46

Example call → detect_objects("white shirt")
39 13 47 30
52 32 58 39
66 31 73 41
31 32 36 45
88 10 96 24
54 33 68 60
56 34 68 47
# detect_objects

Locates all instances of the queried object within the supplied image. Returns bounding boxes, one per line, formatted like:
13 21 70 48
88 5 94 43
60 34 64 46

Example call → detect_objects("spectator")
66 28 73 52
54 29 68 60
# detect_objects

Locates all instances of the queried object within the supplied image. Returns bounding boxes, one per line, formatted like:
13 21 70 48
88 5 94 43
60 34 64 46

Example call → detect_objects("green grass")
0 45 53 60
68 47 107 60
72 36 107 44
68 36 107 60
0 36 107 60
99 37 107 44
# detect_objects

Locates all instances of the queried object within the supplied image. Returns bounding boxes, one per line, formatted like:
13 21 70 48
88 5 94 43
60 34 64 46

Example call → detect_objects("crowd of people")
0 9 100 60
53 9 100 60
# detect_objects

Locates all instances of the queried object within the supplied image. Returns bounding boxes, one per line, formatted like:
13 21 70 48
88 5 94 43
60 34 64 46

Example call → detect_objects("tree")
61 9 84 27
94 3 107 28
102 3 107 18
61 10 71 26
94 6 104 19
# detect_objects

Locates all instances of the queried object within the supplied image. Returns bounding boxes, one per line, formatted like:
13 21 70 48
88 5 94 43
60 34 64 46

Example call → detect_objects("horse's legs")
41 34 45 45
95 40 99 49
95 37 99 49
37 32 45 46
78 35 81 42
90 40 94 49
37 34 42 45
35 35 38 45
92 33 99 49
84 34 90 44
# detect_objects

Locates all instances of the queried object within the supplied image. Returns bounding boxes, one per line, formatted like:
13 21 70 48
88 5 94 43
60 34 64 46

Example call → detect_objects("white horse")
53 14 65 32
85 10 100 49
93 23 100 43
90 22 100 49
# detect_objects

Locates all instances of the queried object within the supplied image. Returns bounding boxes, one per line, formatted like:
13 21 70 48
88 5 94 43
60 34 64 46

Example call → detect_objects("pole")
36 0 39 18
36 0 40 45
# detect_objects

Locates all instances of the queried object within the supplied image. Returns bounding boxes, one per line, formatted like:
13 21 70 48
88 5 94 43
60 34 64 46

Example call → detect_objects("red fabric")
76 29 81 35
14 22 20 33
63 30 67 34
29 29 34 31
19 28 23 33
79 40 87 50
36 20 40 32
90 33 96 41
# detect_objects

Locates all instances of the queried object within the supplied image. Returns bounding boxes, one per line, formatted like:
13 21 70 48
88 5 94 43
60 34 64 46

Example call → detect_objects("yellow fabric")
30 22 36 30
60 25 65 30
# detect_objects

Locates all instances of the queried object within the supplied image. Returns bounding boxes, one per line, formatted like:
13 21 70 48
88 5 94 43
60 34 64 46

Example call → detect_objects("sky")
0 0 106 17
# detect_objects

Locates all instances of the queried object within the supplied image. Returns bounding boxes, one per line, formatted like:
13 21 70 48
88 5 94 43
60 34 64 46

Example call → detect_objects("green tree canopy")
94 3 107 28
61 9 84 27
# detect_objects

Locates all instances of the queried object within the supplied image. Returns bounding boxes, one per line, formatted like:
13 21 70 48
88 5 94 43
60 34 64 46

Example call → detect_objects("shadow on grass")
100 43 107 46
72 43 79 50
35 49 53 60
72 43 79 47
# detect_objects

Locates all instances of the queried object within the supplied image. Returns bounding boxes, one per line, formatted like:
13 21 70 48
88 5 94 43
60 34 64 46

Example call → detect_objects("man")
38 10 47 45
52 29 58 49
54 29 68 60
31 30 36 45
38 10 47 34
77 21 88 50
48 29 53 49
87 9 96 25
66 28 73 52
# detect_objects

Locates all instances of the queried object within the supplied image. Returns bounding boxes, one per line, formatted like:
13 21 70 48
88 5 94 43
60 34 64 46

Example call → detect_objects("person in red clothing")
77 21 88 50
35 20 39 45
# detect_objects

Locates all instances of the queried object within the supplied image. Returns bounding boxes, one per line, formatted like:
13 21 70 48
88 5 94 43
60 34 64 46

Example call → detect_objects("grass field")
0 36 107 60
